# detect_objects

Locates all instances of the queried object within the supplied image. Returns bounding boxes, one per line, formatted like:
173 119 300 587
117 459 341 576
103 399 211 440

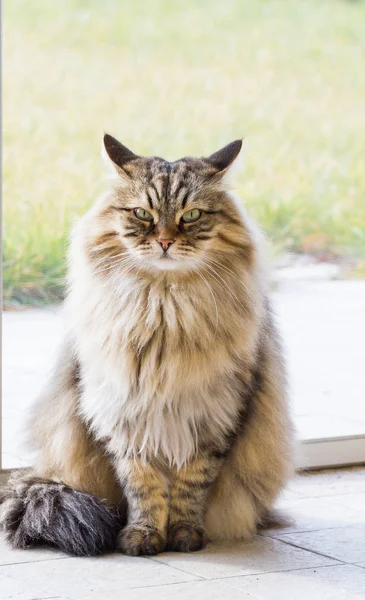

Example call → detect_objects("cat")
0 134 293 556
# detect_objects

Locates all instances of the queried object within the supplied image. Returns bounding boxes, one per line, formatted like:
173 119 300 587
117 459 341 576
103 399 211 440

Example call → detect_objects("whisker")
199 261 249 314
92 256 137 276
93 251 128 266
205 256 253 299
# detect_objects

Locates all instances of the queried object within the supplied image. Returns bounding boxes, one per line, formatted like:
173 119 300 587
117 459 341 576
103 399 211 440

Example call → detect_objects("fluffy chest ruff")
70 270 258 468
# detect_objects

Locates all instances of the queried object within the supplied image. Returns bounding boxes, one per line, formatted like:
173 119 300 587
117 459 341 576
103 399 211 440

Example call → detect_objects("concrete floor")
1 280 365 597
1 467 365 599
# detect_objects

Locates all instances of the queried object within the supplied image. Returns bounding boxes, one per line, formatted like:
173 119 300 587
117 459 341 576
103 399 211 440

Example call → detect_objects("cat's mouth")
150 251 189 271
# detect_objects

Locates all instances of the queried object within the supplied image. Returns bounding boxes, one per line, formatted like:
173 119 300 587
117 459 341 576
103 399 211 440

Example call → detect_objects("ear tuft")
207 139 243 172
103 134 138 169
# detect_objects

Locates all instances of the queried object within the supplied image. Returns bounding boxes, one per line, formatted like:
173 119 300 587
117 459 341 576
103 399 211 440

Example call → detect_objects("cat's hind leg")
205 325 293 541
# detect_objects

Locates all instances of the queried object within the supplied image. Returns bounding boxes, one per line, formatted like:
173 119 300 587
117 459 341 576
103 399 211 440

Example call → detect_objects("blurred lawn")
3 0 365 304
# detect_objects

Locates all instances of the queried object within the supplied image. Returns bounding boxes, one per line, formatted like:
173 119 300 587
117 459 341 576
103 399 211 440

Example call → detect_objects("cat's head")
87 134 252 276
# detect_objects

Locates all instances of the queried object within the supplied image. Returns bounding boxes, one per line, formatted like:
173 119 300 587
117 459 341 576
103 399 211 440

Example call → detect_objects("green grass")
3 0 365 305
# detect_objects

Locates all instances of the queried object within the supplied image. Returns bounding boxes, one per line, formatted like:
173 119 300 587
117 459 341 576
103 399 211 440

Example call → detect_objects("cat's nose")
157 239 175 252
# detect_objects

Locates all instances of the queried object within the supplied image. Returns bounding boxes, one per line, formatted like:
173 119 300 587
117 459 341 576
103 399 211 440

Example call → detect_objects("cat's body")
0 136 293 556
68 203 263 470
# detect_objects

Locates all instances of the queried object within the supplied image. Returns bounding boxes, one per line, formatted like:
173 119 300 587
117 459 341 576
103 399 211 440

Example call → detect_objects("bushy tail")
0 471 121 556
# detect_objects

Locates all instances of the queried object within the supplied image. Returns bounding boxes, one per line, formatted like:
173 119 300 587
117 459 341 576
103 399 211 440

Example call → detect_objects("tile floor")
1 467 364 599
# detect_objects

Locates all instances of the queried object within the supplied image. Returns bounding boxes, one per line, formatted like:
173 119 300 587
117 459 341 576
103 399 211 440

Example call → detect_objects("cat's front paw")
117 525 166 556
168 521 207 552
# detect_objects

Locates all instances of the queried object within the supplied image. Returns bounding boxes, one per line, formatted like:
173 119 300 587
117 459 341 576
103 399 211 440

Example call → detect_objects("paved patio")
1 467 365 599
1 280 365 597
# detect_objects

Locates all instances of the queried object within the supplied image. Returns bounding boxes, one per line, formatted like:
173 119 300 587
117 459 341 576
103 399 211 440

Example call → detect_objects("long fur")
0 137 293 555
0 472 121 556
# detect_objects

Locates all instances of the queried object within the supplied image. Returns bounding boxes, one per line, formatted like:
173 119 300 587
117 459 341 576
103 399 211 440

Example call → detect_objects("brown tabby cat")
0 135 293 556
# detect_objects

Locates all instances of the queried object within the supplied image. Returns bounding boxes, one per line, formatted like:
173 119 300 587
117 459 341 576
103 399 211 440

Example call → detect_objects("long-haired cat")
0 135 293 556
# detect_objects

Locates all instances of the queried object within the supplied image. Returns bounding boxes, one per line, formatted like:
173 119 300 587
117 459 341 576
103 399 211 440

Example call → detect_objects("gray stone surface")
222 565 365 600
3 283 365 596
151 536 337 579
273 526 365 564
0 468 364 599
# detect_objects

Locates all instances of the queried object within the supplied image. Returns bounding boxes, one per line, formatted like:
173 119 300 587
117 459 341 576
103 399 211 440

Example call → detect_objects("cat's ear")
207 139 243 175
102 134 139 173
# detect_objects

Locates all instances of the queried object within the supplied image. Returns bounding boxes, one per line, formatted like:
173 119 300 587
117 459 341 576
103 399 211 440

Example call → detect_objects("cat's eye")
134 208 154 222
181 209 201 223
